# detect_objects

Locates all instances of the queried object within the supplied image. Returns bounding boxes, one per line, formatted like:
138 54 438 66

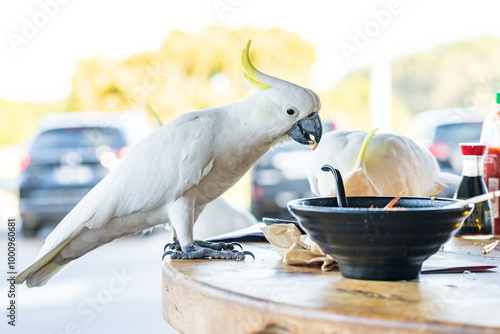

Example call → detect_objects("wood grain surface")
162 237 500 334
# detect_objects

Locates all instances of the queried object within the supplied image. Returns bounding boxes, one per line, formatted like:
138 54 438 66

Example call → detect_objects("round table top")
161 237 500 334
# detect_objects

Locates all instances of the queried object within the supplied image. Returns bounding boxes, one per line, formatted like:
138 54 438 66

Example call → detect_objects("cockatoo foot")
195 240 243 250
162 245 254 260
163 240 243 252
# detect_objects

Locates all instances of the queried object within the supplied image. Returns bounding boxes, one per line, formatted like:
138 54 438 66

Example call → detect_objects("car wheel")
21 213 40 237
22 224 39 237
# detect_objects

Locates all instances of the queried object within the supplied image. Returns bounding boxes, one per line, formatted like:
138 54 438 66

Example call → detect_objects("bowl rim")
287 196 474 213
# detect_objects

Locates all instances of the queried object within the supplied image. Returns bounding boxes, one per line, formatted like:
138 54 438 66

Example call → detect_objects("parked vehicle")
411 108 490 175
251 121 335 221
410 108 491 197
19 111 153 237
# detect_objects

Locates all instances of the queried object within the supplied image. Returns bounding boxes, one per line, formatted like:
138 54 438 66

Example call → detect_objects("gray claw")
230 242 243 250
162 251 174 260
242 251 255 260
194 240 240 251
164 242 182 252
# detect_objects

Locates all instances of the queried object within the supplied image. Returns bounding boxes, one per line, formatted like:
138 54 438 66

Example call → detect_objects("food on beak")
310 140 318 151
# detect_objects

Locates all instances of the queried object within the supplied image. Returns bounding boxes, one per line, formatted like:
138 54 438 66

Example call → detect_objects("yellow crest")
241 40 272 90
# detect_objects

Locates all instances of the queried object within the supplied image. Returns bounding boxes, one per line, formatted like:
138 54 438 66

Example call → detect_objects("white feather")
17 75 321 287
16 112 219 286
309 130 452 197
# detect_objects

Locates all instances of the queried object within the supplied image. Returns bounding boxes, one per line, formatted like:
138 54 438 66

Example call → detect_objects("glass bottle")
481 92 500 235
454 143 494 239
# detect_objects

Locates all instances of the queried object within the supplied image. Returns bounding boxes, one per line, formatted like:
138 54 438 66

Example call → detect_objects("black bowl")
288 197 473 281
262 217 305 234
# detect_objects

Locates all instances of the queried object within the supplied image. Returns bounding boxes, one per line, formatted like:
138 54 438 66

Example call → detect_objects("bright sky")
1 0 500 103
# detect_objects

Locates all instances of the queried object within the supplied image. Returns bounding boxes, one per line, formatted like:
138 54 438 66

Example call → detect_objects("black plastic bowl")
288 197 473 281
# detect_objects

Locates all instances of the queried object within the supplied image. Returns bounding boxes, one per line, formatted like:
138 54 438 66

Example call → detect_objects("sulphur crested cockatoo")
308 130 459 197
16 40 322 287
146 106 259 240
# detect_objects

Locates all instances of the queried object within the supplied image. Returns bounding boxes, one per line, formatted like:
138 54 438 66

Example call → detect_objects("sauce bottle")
481 93 500 235
454 143 494 239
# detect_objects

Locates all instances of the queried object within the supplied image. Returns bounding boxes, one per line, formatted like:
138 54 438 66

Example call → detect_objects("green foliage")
0 99 71 145
393 35 500 113
320 35 500 133
3 33 500 146
70 26 316 124
320 69 371 129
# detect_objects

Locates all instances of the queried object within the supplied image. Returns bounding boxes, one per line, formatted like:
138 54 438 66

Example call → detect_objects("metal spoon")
444 190 500 209
321 164 348 207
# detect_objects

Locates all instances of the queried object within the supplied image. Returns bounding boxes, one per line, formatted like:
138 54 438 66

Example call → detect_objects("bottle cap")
459 143 486 156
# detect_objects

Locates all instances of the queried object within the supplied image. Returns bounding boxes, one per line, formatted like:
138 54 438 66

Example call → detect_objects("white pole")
369 55 392 133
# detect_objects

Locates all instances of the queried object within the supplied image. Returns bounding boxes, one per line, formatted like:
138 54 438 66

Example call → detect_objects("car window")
32 127 126 150
434 123 483 146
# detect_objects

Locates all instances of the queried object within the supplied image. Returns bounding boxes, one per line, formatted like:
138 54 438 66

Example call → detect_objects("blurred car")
251 121 335 221
411 108 491 198
411 108 491 175
19 111 153 237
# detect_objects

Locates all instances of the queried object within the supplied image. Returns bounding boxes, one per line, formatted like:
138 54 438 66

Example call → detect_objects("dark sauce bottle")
454 143 494 239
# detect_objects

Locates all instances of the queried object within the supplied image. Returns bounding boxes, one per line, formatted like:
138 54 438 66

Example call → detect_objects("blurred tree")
393 35 500 114
319 67 413 134
320 35 500 134
70 26 316 124
0 98 70 145
320 69 370 130
4 34 500 146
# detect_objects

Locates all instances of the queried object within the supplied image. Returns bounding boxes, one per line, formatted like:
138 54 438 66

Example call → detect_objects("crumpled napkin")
261 223 337 271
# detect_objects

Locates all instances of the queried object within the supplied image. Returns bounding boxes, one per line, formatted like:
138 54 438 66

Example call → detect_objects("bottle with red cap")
481 93 500 235
453 143 494 239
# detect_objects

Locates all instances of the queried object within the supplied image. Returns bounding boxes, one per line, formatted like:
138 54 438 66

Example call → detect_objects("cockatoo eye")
285 107 298 117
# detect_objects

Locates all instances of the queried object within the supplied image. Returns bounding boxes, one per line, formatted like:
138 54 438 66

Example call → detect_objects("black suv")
19 111 152 236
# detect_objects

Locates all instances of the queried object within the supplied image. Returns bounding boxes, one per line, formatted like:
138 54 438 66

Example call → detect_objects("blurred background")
2 0 500 333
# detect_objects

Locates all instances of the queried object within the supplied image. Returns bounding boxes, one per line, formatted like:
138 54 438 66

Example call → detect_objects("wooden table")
162 237 500 334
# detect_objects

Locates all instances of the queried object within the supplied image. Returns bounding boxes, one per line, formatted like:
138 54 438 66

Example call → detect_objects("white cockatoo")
16 40 322 287
308 130 459 198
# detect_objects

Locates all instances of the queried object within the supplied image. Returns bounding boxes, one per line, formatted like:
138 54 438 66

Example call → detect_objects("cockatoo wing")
308 131 446 197
16 112 216 284
308 131 361 196
364 133 443 196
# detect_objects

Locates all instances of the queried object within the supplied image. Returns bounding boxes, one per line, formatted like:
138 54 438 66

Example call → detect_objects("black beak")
287 112 322 146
